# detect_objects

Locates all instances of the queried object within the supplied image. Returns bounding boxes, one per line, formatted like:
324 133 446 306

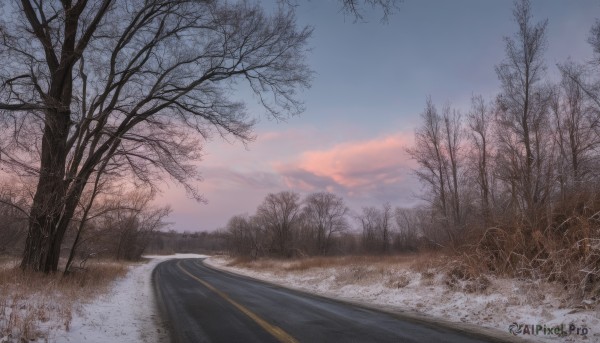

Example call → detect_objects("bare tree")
393 207 420 252
587 18 600 104
256 191 302 257
495 0 553 227
225 214 266 258
467 95 495 225
357 203 392 253
226 214 252 256
407 98 449 222
407 99 468 244
442 104 464 227
380 203 393 253
302 192 349 255
0 0 312 272
557 22 600 132
552 63 599 198
358 206 379 253
93 190 171 261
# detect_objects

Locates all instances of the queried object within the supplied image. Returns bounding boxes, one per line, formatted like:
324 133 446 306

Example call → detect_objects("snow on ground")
5 253 597 342
48 254 207 343
205 256 600 343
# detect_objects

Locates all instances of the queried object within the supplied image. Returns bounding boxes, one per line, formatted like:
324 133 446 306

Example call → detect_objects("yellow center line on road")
176 261 299 343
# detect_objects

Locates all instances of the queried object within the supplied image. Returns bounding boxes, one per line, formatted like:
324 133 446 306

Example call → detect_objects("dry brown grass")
471 218 600 298
284 255 415 271
461 191 600 299
228 254 433 272
226 253 459 290
225 251 502 295
0 259 130 341
442 260 491 293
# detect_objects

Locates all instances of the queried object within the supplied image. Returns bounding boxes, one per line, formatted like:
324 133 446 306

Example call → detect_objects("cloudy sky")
156 0 599 232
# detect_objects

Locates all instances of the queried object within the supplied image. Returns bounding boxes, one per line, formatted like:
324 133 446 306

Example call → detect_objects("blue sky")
157 0 600 232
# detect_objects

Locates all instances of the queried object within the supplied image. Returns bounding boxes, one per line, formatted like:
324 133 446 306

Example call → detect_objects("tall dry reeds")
469 192 600 298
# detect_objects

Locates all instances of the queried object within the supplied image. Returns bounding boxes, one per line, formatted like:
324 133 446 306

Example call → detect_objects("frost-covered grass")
206 255 600 343
0 259 129 342
0 254 206 343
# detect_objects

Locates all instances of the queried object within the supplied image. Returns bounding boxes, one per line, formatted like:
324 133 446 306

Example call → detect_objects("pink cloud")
276 132 417 196
155 130 421 231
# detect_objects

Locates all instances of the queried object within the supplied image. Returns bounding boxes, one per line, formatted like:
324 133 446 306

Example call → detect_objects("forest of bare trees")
404 0 600 294
219 0 600 296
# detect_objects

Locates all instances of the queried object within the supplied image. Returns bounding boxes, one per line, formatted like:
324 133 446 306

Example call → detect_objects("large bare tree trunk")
21 110 71 271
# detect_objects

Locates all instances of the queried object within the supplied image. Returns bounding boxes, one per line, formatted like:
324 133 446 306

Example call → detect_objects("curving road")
153 258 510 343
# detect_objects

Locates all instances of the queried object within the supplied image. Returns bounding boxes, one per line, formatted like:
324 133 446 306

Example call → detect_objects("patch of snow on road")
51 254 207 343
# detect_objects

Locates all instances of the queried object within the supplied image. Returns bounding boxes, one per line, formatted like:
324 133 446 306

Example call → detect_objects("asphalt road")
153 258 508 343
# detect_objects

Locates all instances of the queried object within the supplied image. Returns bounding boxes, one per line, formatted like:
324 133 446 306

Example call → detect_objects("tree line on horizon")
216 191 426 257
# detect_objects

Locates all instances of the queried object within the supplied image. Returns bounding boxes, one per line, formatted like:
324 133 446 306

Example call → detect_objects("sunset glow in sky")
157 0 599 232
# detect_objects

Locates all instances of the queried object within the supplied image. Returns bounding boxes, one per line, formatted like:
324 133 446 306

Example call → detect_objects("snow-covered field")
205 256 600 343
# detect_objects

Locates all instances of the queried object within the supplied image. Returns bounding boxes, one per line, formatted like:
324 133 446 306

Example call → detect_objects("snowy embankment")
204 256 600 343
49 254 206 343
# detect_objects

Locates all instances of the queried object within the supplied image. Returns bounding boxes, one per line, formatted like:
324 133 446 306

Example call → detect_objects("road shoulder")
203 256 529 343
